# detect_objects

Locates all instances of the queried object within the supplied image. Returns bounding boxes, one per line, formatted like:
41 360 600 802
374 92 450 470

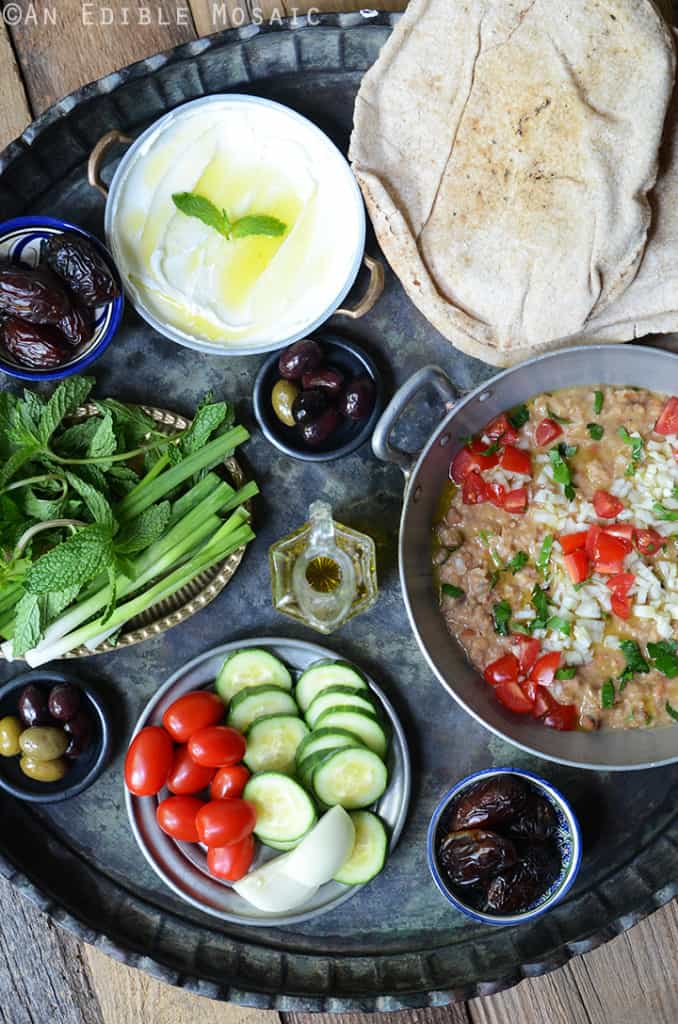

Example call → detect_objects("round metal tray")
1 11 678 1012
126 637 410 926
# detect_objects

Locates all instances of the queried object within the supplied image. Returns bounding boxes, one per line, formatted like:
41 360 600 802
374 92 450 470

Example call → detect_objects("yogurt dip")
109 96 365 351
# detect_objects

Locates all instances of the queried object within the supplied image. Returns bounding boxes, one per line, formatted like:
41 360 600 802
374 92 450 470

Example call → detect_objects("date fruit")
438 828 517 886
506 794 558 841
450 775 529 831
278 339 322 380
2 317 70 368
0 263 70 323
45 233 119 307
58 302 93 347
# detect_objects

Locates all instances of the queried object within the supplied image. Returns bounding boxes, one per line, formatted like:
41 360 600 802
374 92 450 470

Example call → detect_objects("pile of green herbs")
0 376 257 666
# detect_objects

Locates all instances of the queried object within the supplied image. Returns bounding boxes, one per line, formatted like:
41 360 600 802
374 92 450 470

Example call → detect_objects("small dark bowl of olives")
253 333 383 462
0 669 111 803
427 768 582 925
0 216 123 382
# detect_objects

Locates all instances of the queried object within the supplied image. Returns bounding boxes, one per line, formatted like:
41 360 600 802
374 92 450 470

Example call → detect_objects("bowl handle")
372 365 458 476
334 254 384 319
87 130 133 198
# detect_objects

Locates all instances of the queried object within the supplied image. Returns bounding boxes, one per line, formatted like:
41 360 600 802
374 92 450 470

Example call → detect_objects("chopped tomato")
535 418 563 446
529 651 561 687
654 396 678 436
468 438 500 468
611 592 632 620
542 704 578 731
532 687 559 719
503 487 528 514
559 531 588 555
494 681 534 714
593 531 630 566
521 677 539 704
450 442 499 483
606 573 635 594
604 523 634 544
462 471 489 505
593 490 624 519
500 445 532 475
635 527 665 557
484 653 520 687
485 414 519 445
512 635 541 674
585 525 601 559
564 549 590 584
486 482 506 508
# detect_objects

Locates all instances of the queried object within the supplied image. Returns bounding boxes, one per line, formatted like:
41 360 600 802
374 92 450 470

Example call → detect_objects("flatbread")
350 0 675 366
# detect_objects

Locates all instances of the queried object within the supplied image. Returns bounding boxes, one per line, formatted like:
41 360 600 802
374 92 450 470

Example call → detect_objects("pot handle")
334 255 384 319
87 130 133 198
372 365 458 475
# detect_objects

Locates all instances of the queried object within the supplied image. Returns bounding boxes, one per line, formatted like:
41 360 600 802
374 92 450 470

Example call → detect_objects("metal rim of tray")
1 12 677 1011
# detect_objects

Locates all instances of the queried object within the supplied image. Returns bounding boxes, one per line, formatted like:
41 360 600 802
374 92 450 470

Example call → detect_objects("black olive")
438 829 517 886
301 407 341 446
292 388 328 426
278 339 323 380
338 376 375 420
450 775 529 831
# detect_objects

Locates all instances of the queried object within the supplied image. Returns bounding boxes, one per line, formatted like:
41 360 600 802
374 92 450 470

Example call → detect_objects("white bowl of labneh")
105 94 366 356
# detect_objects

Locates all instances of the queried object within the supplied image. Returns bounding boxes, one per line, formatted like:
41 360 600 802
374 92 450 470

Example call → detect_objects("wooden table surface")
0 2 677 1022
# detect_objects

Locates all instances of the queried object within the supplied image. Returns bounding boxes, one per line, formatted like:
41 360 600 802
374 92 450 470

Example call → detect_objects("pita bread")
350 0 675 366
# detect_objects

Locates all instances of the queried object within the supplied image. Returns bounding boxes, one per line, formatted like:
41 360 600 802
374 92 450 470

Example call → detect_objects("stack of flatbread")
349 0 678 366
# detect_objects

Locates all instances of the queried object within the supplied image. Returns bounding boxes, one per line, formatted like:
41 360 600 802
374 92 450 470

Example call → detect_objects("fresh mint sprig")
172 192 287 241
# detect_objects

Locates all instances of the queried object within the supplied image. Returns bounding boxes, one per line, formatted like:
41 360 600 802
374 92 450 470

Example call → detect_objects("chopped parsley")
508 404 530 430
601 679 616 709
555 666 577 680
618 639 650 687
530 584 550 630
549 446 576 501
587 423 604 440
441 583 465 599
493 600 512 636
594 390 604 415
648 640 678 677
653 502 678 522
506 551 529 575
618 426 644 476
666 701 678 722
537 534 554 574
547 615 572 636
547 406 572 425
480 441 501 456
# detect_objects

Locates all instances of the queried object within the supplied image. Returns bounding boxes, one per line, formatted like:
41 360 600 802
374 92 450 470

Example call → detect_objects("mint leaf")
22 485 66 522
38 377 93 444
100 566 118 625
19 390 44 441
45 584 81 623
100 399 160 448
24 524 114 594
12 592 42 656
88 410 117 461
115 501 170 555
172 192 230 238
54 417 101 455
231 215 287 239
65 471 115 530
181 395 228 457
0 446 40 489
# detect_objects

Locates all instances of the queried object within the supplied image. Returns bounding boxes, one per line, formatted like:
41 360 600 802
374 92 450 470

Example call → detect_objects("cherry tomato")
207 835 256 881
486 482 506 508
564 549 590 584
188 726 246 768
162 690 225 743
635 528 665 556
654 396 678 435
484 653 520 687
529 651 561 687
559 531 588 555
462 471 489 505
500 445 532 475
124 726 173 797
210 764 250 801
484 414 519 444
156 795 204 842
542 704 578 731
593 490 623 518
495 681 534 714
195 798 256 847
535 418 563 446
611 592 632 620
606 573 635 595
503 487 528 514
167 744 216 795
512 635 541 674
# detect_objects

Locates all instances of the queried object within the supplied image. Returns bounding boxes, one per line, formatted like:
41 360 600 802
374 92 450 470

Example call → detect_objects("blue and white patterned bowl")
427 767 582 926
0 216 123 382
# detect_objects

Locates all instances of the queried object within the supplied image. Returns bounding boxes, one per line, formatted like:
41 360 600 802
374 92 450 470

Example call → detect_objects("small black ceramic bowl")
0 669 111 804
253 333 383 462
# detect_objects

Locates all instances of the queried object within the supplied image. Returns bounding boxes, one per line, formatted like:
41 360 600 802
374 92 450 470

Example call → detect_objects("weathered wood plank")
188 0 405 35
7 0 196 113
0 23 31 149
284 1006 471 1024
0 876 102 1024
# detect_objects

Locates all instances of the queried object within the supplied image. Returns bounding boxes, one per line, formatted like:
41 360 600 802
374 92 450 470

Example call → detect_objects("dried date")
450 775 529 831
44 233 119 307
0 263 71 323
2 317 70 368
506 794 558 841
485 844 560 914
438 828 517 887
58 302 93 347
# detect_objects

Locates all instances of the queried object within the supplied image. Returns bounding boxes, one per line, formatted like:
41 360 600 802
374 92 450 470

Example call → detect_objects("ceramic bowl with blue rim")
0 216 123 382
427 767 582 926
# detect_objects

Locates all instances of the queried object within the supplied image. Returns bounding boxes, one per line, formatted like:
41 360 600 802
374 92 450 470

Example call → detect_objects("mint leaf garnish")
24 523 114 594
172 192 287 241
12 592 42 657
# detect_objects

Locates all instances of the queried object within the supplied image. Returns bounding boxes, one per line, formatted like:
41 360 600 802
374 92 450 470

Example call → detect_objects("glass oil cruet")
269 501 378 634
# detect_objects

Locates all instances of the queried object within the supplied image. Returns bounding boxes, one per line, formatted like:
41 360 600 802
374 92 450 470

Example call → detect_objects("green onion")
493 600 512 636
618 426 643 477
506 551 528 574
547 407 571 425
594 391 604 415
601 679 616 708
666 701 678 722
442 583 464 599
653 502 678 522
587 423 604 440
549 446 576 501
508 404 530 430
547 615 571 636
555 666 577 680
537 534 554 574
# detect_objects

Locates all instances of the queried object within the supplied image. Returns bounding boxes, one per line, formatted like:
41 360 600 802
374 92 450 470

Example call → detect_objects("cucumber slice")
312 748 388 809
216 649 292 703
244 715 309 775
295 660 368 712
334 811 388 885
259 834 307 852
297 747 345 791
244 772 316 843
228 686 298 733
313 708 388 759
305 686 377 728
295 727 365 766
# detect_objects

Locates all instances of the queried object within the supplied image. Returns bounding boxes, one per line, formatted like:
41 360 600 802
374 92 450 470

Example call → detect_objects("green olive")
0 715 22 757
19 725 68 761
271 379 299 428
20 755 67 783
